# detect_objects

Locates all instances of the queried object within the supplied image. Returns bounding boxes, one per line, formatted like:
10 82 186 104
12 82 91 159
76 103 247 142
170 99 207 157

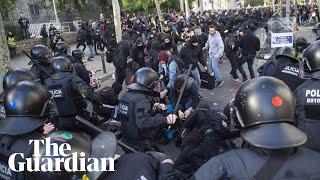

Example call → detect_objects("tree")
112 0 122 43
0 13 11 91
0 0 18 20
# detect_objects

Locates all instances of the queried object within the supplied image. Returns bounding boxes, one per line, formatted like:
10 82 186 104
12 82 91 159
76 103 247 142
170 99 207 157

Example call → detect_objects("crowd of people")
2 5 320 180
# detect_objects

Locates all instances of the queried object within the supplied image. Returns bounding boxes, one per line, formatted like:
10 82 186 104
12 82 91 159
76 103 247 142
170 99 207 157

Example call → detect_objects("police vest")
0 132 42 180
118 91 153 144
45 73 84 117
0 101 5 121
295 73 320 152
272 58 304 91
7 37 16 48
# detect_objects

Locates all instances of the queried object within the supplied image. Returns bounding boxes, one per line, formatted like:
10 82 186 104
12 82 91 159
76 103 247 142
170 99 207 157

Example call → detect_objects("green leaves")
0 0 18 20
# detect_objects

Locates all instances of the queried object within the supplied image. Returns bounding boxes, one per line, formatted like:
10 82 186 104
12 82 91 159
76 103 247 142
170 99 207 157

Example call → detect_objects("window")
29 4 40 16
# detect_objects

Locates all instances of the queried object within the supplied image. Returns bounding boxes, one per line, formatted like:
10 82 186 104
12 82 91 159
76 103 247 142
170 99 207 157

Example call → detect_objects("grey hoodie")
207 31 225 60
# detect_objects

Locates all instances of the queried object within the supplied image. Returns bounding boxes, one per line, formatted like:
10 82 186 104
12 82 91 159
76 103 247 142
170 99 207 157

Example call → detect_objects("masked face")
165 39 170 44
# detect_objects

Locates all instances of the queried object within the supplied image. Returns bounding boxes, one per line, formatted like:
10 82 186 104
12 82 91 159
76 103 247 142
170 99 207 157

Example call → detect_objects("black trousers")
115 68 126 85
226 52 238 79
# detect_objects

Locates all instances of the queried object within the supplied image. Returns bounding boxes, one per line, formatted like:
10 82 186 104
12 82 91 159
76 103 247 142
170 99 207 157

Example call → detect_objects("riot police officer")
44 56 101 130
0 69 38 120
0 81 119 180
0 81 54 179
118 67 177 151
258 47 304 91
54 41 76 63
312 22 320 41
30 45 55 84
192 77 320 179
71 49 85 65
295 37 309 56
71 49 91 84
295 40 320 152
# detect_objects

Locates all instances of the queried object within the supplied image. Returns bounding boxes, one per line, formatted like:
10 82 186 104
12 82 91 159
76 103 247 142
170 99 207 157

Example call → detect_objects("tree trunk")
184 0 190 20
211 0 214 10
180 0 184 12
154 0 163 31
112 0 122 43
0 13 11 92
199 0 204 12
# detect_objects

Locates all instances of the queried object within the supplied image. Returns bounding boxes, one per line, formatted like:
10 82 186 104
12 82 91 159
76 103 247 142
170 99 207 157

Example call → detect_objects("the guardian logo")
8 138 115 172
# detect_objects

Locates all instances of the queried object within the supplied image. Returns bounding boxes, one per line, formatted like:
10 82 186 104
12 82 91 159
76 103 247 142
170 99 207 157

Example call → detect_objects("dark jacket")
132 45 146 68
259 57 304 91
239 31 260 56
118 90 167 149
193 147 320 180
85 29 94 45
295 70 320 152
180 43 206 70
113 40 132 69
40 27 48 38
170 77 200 111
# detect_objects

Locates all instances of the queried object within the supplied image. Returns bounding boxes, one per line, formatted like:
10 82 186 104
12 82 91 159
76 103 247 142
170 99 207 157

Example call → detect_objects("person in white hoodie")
206 24 225 87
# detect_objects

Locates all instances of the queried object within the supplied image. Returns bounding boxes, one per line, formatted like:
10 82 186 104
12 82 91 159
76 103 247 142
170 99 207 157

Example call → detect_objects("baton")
75 115 137 153
23 51 51 77
168 64 193 129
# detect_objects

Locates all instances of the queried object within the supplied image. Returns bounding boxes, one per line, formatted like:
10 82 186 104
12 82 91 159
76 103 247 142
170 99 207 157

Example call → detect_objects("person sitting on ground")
170 74 200 120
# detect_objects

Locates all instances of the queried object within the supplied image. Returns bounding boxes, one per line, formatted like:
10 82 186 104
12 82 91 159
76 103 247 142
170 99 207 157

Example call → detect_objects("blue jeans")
191 68 201 93
211 58 222 81
172 93 193 111
87 45 94 59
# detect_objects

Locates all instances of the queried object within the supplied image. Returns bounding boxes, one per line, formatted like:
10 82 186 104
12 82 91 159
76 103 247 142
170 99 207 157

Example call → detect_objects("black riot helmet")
312 22 320 36
31 45 52 63
3 68 37 91
127 67 159 92
275 47 298 61
53 56 72 72
232 77 307 149
56 42 69 54
295 37 309 53
302 40 320 72
0 81 51 135
72 49 84 61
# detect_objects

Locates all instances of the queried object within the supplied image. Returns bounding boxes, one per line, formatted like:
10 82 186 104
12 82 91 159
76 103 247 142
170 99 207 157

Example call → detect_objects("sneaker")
216 80 224 87
233 78 241 82
210 72 215 77
242 78 248 83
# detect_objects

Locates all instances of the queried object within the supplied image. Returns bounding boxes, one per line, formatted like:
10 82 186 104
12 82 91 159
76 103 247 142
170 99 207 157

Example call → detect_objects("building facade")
11 0 55 23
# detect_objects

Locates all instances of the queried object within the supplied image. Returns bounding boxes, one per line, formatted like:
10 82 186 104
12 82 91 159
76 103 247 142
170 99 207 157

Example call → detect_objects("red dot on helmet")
272 96 283 107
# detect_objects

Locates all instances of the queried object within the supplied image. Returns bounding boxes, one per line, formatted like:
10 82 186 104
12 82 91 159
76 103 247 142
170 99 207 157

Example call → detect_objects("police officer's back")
44 56 99 129
258 47 304 91
118 68 177 150
29 45 55 84
193 77 320 179
0 81 50 179
295 40 320 152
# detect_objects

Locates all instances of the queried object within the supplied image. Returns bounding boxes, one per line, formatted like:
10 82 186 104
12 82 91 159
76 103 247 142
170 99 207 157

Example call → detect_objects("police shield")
88 131 117 180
